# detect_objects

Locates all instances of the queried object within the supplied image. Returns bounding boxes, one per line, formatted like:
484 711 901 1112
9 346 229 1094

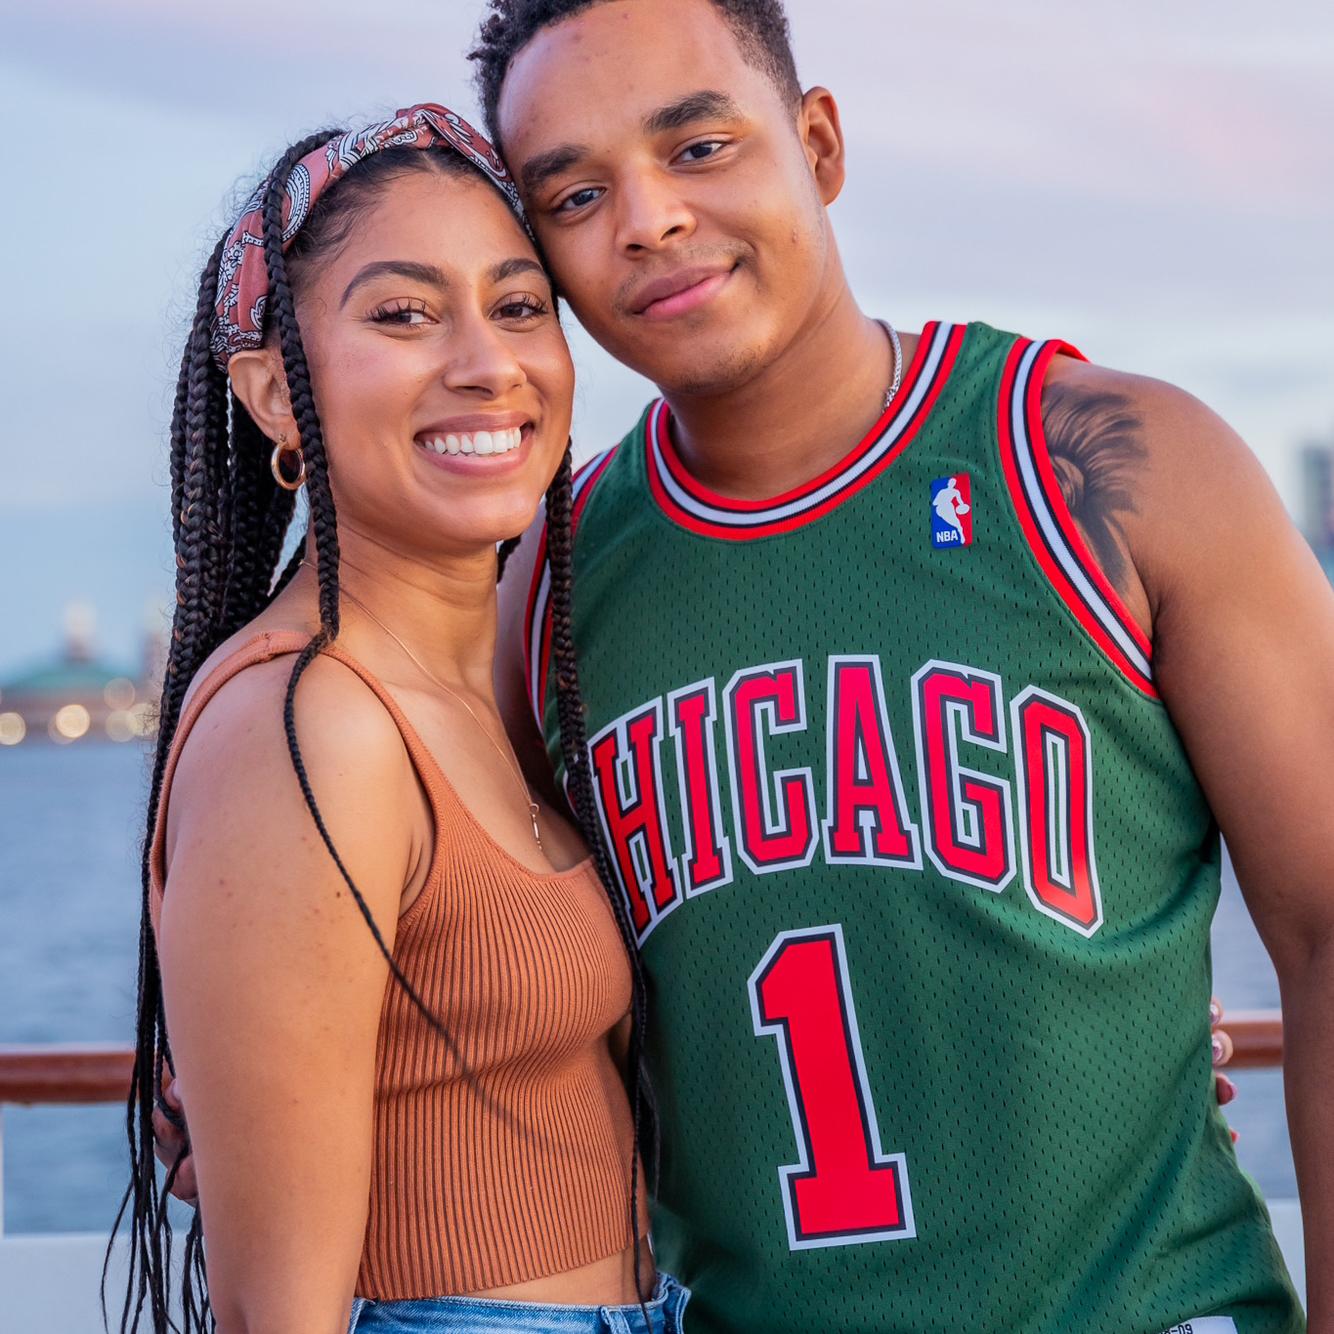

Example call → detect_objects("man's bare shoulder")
1038 356 1269 632
1044 356 1247 470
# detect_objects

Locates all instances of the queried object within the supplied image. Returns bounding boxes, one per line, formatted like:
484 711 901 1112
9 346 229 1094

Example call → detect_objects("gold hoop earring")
270 433 307 491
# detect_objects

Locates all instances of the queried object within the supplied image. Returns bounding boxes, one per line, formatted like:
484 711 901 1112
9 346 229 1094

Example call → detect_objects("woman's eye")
556 187 602 214
369 302 431 327
496 295 549 321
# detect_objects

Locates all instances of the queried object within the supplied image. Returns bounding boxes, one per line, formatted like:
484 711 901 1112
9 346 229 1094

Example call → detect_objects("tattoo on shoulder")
1039 382 1147 596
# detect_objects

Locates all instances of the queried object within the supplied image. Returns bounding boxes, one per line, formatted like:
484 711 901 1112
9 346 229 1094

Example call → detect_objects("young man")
476 1 1333 1330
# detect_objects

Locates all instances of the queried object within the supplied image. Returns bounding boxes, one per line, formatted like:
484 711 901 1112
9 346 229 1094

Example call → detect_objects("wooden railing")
0 1014 1285 1104
0 1044 135 1236
1224 1011 1284 1069
0 1044 135 1105
0 1017 1286 1235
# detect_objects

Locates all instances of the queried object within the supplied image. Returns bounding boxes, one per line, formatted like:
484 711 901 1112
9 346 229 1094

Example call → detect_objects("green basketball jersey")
525 321 1302 1333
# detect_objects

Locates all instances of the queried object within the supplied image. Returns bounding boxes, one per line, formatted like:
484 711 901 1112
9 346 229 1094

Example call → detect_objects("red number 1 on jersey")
749 925 916 1249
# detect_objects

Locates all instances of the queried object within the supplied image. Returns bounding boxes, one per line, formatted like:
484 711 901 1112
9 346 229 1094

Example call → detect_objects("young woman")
118 104 684 1334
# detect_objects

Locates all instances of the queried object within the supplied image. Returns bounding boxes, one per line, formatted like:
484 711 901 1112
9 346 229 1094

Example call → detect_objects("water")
0 744 1297 1235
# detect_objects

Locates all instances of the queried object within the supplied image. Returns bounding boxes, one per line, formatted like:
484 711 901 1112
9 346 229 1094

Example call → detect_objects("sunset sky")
1 0 1330 673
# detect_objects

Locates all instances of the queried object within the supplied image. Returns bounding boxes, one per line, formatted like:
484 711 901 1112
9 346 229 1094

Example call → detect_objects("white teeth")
420 426 525 457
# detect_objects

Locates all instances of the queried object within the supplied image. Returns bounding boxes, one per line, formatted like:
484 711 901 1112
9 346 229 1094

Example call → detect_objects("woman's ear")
227 347 297 444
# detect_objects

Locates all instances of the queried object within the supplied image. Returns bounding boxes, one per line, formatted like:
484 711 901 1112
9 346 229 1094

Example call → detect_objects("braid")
260 154 341 636
544 449 659 1302
118 127 568 1330
219 394 285 632
111 228 236 1334
112 136 332 1334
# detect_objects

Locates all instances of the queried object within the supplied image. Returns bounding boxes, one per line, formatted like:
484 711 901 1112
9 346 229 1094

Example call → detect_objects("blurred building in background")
1 426 1329 755
0 604 161 747
1299 436 1334 583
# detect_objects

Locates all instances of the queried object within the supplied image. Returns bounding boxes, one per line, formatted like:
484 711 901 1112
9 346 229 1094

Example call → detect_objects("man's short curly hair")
470 0 802 152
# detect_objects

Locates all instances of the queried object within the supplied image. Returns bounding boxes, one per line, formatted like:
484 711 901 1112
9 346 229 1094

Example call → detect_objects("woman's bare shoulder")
178 640 410 783
164 642 421 890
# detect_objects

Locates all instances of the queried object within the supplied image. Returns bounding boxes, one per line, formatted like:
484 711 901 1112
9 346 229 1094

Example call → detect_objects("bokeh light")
50 703 91 743
105 711 136 743
103 678 136 710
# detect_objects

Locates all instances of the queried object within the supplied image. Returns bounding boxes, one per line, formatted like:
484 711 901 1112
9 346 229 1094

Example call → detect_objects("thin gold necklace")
301 561 543 850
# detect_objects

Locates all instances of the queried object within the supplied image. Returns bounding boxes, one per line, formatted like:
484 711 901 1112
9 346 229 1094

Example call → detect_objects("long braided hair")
112 130 655 1330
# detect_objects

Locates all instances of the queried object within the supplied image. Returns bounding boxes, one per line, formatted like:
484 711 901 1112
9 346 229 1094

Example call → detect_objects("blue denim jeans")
349 1273 689 1333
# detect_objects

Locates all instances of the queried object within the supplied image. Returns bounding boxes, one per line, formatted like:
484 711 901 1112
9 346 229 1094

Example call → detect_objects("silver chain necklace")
879 320 904 412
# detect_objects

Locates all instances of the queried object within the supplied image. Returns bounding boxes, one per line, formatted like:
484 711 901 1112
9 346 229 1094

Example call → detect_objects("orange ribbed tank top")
150 631 641 1298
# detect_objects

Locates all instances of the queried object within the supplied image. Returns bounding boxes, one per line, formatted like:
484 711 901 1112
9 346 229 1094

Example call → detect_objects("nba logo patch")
930 474 973 548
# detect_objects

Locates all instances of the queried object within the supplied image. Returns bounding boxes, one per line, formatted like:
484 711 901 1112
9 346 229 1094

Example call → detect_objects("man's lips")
631 264 736 320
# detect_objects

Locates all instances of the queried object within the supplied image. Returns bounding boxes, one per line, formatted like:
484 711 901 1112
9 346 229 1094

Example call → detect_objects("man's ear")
227 346 297 444
798 87 847 207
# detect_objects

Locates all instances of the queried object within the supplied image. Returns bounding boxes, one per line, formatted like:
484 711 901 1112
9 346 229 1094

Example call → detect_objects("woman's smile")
414 419 536 475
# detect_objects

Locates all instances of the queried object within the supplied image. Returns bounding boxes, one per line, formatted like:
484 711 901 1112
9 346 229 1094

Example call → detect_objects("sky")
0 0 1331 675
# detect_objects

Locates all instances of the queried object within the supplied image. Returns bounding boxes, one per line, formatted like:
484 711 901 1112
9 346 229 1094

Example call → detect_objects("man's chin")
613 330 770 399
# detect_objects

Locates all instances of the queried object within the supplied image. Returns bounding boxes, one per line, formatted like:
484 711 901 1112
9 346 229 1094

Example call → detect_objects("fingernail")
1209 999 1222 1025
1211 1035 1225 1064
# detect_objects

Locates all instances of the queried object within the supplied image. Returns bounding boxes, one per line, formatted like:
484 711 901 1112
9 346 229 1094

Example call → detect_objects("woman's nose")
440 314 526 397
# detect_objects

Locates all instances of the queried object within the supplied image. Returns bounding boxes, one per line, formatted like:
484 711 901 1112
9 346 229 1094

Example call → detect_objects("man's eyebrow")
642 90 743 136
520 144 590 195
339 260 448 308
489 256 548 284
516 91 742 194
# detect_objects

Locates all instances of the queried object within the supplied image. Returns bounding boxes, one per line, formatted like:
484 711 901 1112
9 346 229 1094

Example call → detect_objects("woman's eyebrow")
339 260 448 308
490 257 548 284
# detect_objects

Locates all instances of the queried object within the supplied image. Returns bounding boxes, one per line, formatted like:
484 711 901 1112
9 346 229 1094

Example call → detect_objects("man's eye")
556 187 603 213
678 140 726 163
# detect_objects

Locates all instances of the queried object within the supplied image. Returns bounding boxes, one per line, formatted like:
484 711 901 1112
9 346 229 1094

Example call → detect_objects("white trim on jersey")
648 321 959 531
1008 341 1154 684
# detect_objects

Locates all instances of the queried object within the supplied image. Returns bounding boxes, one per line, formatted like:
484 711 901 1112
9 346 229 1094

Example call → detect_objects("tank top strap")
149 630 456 905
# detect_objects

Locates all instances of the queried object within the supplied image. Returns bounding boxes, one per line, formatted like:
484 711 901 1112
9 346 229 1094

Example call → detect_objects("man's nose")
614 168 697 255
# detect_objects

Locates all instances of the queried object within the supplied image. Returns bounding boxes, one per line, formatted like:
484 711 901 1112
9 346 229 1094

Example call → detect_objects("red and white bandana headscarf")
210 103 522 371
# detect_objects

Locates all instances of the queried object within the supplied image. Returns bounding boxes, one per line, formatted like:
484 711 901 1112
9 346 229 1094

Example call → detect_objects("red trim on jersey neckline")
645 321 967 541
524 446 619 729
997 337 1157 698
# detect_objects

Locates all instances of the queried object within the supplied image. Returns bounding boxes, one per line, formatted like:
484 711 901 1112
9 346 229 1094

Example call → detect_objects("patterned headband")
210 103 522 371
